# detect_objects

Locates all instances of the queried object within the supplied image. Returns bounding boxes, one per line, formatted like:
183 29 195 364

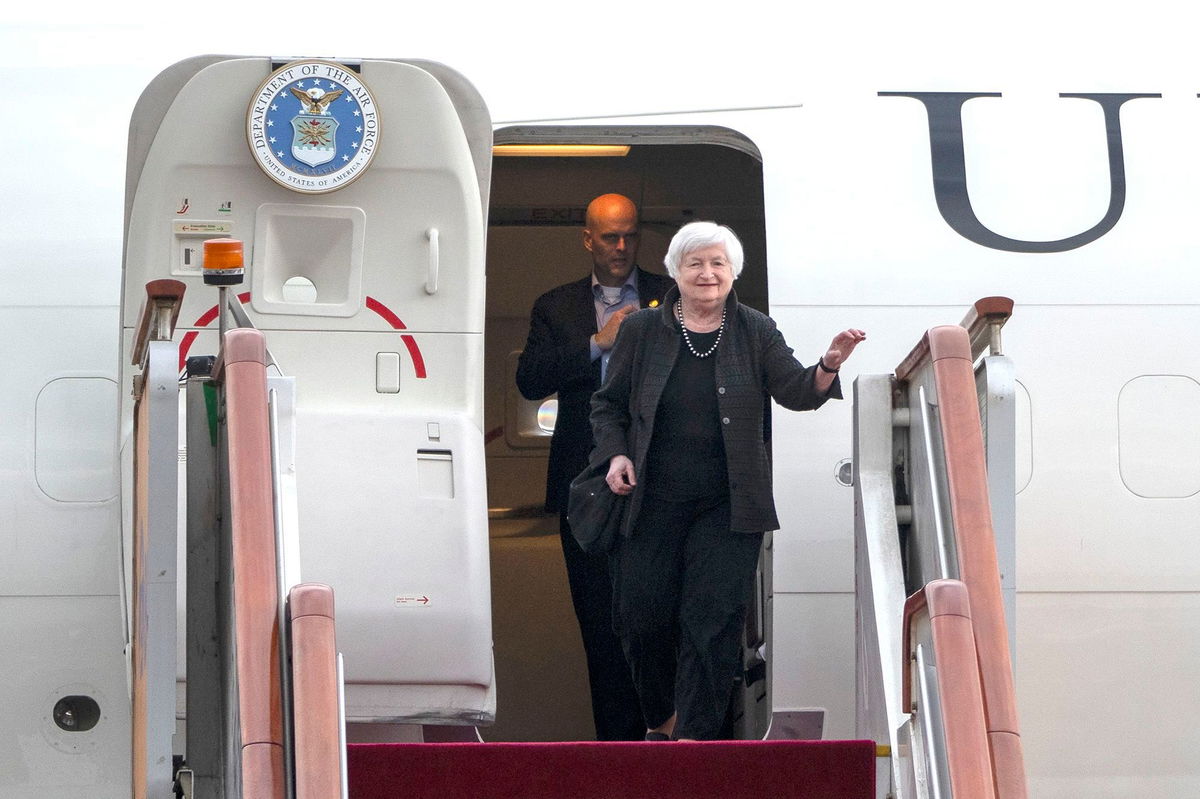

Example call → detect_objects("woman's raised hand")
822 329 867 370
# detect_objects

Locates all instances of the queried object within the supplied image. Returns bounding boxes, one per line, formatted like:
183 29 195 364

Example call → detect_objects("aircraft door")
120 56 495 734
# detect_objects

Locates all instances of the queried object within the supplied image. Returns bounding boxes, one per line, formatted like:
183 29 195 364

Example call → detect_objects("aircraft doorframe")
483 125 773 741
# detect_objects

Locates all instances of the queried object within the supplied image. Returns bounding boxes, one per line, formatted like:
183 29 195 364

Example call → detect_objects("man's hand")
595 305 636 351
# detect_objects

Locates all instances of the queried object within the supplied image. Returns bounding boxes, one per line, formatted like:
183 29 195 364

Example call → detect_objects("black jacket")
590 285 840 534
516 267 674 513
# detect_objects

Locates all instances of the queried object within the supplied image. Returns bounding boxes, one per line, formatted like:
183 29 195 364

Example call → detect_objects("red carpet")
348 740 875 798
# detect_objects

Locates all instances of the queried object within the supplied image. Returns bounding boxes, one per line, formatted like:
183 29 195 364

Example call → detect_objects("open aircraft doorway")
483 127 769 741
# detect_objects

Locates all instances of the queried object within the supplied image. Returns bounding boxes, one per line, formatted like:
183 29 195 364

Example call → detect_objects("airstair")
855 298 1027 799
129 279 343 799
337 298 1030 799
127 286 1028 797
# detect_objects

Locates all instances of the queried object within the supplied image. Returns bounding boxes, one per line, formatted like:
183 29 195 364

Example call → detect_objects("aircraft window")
1015 381 1033 493
501 351 554 449
1118 375 1200 498
537 399 558 433
35 377 118 503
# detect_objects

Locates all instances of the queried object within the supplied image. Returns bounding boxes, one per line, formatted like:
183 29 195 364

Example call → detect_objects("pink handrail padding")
960 296 1014 361
132 278 186 366
959 296 1014 338
926 325 1027 799
894 331 934 384
289 583 343 799
215 328 285 798
241 744 287 798
903 580 996 799
894 296 1013 381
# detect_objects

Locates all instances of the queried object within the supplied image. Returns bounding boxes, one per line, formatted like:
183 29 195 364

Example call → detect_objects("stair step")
348 739 876 798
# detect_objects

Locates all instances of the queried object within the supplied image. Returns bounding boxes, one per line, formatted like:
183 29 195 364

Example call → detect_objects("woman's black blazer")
590 286 840 535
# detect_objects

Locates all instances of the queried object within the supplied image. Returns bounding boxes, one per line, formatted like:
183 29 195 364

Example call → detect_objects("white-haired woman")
590 221 865 740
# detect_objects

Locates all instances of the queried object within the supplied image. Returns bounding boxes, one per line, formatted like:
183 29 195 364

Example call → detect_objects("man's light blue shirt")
590 269 640 383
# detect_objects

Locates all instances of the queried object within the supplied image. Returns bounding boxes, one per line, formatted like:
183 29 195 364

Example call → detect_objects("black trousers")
610 495 763 740
559 512 644 741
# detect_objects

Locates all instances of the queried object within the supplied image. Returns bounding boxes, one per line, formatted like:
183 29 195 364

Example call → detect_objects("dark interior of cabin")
483 132 768 740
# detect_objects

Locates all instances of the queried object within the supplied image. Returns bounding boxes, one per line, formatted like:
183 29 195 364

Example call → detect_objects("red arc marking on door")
365 296 427 378
177 293 427 379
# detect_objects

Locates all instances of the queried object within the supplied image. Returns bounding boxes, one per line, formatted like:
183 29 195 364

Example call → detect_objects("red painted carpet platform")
348 739 875 798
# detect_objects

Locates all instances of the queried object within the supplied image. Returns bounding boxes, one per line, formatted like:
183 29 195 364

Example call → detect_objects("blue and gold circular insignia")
247 60 380 194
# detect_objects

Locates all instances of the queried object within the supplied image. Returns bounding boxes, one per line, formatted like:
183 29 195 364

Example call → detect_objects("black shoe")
644 731 671 741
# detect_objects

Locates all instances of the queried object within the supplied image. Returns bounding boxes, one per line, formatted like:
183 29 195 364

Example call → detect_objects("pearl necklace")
676 299 725 358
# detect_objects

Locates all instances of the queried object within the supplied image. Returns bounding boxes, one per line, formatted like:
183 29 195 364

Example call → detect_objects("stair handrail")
896 296 1013 382
903 580 996 799
289 584 344 799
130 279 186 799
897 323 1027 799
132 278 186 367
959 297 1014 361
851 371 910 796
213 328 286 798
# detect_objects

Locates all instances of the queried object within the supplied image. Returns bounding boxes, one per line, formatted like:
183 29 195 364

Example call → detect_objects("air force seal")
247 60 380 194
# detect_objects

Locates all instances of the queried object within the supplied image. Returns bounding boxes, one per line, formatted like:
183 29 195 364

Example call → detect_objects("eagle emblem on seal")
289 85 344 167
289 86 344 115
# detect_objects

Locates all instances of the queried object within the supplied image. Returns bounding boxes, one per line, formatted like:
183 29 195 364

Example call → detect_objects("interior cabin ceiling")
487 145 768 317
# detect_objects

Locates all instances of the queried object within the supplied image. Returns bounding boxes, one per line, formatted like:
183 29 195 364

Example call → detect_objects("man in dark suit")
516 193 672 740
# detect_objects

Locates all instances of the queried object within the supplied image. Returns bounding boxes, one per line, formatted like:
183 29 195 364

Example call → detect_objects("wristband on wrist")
818 357 839 374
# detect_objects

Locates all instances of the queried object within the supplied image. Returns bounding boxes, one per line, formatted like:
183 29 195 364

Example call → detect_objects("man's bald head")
585 193 637 230
583 193 641 287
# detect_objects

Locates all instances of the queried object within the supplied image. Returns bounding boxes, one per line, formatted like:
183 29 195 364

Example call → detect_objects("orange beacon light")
203 239 244 286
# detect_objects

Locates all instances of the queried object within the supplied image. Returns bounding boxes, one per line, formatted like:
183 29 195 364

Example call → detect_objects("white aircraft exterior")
2 5 1198 797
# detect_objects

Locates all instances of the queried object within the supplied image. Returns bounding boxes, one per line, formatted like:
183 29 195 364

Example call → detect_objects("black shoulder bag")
566 460 627 554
